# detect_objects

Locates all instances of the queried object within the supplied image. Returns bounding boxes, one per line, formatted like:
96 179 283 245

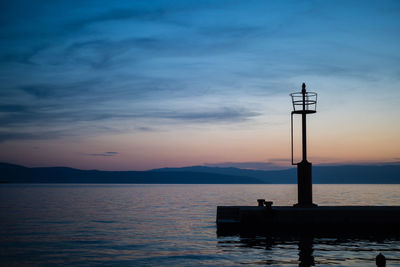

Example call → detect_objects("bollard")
257 199 265 207
265 201 273 208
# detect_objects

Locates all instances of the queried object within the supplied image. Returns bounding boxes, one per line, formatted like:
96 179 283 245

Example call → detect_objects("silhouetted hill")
1 162 399 184
152 166 296 183
312 165 400 183
0 163 262 184
152 164 400 184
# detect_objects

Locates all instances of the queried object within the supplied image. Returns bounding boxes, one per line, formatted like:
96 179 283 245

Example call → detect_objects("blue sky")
1 0 400 170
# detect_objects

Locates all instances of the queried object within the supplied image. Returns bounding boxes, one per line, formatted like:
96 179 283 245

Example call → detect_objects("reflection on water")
298 237 314 267
1 184 400 266
218 235 400 266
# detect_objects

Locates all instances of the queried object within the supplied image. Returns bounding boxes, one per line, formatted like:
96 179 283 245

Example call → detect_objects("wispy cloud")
268 158 291 162
0 130 64 143
156 108 259 122
0 85 260 142
136 127 154 132
0 101 259 127
86 151 119 157
204 161 287 171
68 8 167 30
0 44 48 65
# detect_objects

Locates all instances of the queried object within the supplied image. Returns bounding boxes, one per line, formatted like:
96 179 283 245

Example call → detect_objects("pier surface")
217 205 400 236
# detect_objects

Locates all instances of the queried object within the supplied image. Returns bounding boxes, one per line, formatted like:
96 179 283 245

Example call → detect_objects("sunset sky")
0 0 399 170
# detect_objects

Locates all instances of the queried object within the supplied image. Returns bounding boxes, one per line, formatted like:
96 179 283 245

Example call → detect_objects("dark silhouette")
217 82 400 249
2 162 400 184
376 253 386 267
154 164 400 183
290 83 317 207
298 236 315 267
216 82 400 267
0 162 262 184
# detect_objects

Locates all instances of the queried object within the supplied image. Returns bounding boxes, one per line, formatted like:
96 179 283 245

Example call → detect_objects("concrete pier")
217 84 400 237
217 205 400 236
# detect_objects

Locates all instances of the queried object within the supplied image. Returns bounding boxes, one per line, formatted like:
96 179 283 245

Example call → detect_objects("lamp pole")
292 83 317 208
301 83 307 162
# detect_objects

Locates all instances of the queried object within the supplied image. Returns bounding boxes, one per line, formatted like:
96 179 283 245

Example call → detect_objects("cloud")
2 0 397 150
0 131 63 143
156 107 259 122
0 105 30 112
60 38 165 69
268 158 291 162
19 84 75 98
0 83 260 142
66 2 235 32
204 161 286 171
198 25 265 39
69 9 164 29
0 44 48 65
17 79 104 99
0 6 168 40
136 127 154 132
86 151 119 157
57 17 269 70
0 85 260 128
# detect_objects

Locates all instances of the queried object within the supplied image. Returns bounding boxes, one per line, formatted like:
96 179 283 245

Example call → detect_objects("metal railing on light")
290 91 317 114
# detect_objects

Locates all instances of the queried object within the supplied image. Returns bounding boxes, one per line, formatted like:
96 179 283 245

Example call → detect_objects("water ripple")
1 184 400 266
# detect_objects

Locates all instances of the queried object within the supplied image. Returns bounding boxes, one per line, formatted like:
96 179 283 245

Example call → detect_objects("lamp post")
290 83 317 207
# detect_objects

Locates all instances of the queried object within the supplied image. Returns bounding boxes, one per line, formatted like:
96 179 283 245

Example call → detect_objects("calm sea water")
1 184 400 266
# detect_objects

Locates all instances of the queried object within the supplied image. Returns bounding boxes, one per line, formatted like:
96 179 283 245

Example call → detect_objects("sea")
1 184 400 266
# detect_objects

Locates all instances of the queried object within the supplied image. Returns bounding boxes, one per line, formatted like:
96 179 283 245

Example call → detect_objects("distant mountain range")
1 162 400 184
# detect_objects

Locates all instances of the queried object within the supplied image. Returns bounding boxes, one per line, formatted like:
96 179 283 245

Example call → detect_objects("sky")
0 0 400 171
